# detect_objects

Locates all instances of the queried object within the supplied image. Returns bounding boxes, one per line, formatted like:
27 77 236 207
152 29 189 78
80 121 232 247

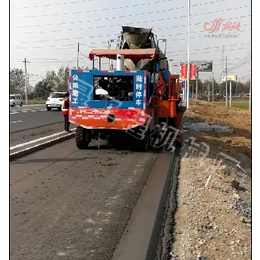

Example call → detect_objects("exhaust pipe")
116 54 124 70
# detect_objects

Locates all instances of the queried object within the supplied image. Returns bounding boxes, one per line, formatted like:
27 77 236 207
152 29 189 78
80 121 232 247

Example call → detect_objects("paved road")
10 139 159 260
10 105 61 132
10 105 75 146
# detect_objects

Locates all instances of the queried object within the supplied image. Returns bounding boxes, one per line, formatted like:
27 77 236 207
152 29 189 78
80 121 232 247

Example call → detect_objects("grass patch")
212 100 250 110
232 100 250 109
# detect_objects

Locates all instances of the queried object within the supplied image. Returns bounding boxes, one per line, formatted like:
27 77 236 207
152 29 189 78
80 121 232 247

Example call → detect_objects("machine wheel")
136 127 150 152
75 126 91 149
20 102 23 107
47 107 51 111
58 107 61 111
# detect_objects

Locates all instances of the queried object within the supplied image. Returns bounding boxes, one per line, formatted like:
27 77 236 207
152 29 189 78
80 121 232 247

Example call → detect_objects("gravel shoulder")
171 100 251 259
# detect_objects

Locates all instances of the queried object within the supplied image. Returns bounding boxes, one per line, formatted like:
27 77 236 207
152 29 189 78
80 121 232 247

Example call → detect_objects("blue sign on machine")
69 69 146 109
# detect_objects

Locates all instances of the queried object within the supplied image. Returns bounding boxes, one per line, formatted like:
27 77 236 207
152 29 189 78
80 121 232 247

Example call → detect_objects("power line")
228 54 251 71
22 1 247 21
13 26 250 46
13 0 97 10
21 22 250 36
14 0 228 11
12 42 250 54
13 43 251 60
21 0 182 17
15 8 250 30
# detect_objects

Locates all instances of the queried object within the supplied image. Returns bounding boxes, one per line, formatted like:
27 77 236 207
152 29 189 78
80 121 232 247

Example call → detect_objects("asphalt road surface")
10 139 159 260
10 105 75 146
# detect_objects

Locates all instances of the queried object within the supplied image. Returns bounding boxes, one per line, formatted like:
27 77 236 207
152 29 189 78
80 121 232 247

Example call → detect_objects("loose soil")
172 99 251 260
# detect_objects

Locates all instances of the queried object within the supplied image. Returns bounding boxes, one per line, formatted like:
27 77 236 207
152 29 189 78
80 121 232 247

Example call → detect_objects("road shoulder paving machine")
68 26 186 152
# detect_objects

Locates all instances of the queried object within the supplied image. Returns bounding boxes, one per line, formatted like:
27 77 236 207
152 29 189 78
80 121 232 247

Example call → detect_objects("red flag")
190 63 197 80
180 63 187 80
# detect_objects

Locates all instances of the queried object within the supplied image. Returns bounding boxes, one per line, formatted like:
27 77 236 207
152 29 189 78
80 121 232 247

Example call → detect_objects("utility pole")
77 42 79 69
225 56 228 106
229 80 232 107
249 76 251 111
212 72 214 102
221 46 225 81
208 82 210 102
23 58 30 105
195 67 198 99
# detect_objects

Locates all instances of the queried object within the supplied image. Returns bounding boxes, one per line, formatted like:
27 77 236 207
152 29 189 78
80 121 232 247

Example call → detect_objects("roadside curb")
112 150 176 260
10 132 75 161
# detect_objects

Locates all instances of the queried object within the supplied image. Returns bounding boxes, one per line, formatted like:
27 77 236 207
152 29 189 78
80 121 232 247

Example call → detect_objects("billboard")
192 60 213 72
222 75 237 82
190 63 197 80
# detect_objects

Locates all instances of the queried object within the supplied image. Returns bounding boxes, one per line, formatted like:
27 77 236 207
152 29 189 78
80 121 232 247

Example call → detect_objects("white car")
46 92 66 111
10 94 23 107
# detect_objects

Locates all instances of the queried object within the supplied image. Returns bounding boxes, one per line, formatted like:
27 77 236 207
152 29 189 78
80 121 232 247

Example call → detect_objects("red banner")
180 63 187 80
190 63 197 80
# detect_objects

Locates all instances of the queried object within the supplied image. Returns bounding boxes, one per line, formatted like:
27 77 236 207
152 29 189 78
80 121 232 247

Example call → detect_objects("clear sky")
10 0 251 86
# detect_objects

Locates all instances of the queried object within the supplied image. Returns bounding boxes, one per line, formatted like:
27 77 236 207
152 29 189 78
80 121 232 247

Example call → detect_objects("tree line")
10 66 251 99
10 66 69 99
188 78 251 96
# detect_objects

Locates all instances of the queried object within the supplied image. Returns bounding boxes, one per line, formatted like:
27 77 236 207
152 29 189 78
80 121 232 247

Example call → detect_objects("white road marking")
10 108 49 114
10 120 22 124
10 132 75 157
10 128 76 151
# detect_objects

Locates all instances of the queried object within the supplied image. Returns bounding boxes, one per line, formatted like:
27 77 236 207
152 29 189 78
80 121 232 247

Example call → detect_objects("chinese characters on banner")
71 74 79 104
180 63 187 80
190 64 197 80
135 75 143 107
180 63 197 80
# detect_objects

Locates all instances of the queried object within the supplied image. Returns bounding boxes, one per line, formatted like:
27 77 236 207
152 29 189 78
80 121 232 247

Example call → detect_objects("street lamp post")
187 0 190 108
